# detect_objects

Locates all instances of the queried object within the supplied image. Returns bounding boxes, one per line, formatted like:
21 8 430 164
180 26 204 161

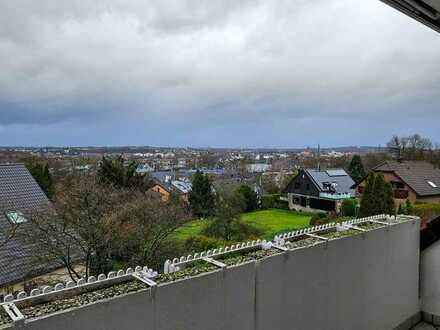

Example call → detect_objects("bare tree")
27 173 190 281
387 134 433 160
107 194 190 268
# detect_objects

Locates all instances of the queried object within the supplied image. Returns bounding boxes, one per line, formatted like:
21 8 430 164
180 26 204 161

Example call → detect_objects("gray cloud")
0 0 439 146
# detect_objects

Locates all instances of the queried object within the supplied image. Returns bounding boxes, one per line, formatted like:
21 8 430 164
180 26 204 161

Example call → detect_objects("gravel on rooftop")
0 309 11 327
21 280 148 320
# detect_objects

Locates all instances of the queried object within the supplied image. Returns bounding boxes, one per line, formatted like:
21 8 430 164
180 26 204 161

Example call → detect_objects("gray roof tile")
0 163 55 287
374 160 440 196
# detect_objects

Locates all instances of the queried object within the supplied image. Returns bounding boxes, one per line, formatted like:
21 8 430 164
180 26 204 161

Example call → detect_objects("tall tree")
387 134 433 160
203 191 261 241
97 155 153 191
358 174 375 218
347 155 366 183
359 173 396 217
189 171 215 219
384 182 396 215
371 173 386 215
26 161 54 199
236 185 258 212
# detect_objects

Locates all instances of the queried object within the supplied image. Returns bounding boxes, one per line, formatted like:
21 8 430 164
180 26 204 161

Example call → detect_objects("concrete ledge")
393 312 422 330
422 312 440 326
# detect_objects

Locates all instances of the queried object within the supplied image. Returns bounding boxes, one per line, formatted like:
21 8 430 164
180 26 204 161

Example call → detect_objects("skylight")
6 211 28 224
427 181 438 188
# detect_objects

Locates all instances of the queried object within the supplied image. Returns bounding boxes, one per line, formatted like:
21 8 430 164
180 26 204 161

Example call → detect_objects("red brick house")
353 160 440 205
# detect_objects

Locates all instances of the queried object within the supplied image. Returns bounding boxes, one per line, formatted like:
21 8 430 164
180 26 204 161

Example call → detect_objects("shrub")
340 199 357 217
411 202 440 219
261 194 288 209
397 203 407 215
236 185 259 212
405 199 413 215
202 191 263 241
309 212 328 226
184 235 224 253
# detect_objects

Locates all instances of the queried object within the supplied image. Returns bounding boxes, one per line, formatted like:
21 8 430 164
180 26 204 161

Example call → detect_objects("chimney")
317 144 321 171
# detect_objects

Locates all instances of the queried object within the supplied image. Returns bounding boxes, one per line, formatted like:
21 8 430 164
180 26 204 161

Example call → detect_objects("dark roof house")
0 164 54 288
284 168 355 212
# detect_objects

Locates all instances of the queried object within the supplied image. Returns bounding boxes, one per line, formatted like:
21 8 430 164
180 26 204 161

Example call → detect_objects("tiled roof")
0 164 55 287
374 160 440 196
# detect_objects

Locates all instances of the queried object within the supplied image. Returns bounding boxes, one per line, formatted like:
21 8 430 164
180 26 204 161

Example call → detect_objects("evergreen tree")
341 199 357 217
236 185 258 212
405 199 413 215
27 161 54 199
371 174 386 215
347 155 367 183
398 203 407 215
189 171 215 219
359 173 396 217
384 181 396 215
358 174 375 218
97 156 153 191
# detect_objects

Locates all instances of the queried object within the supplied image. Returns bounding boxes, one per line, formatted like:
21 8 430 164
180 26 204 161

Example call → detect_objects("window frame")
5 210 28 224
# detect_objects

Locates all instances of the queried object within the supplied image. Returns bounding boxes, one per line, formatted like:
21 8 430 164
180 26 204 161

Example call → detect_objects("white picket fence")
1 266 157 306
0 214 404 307
165 214 396 274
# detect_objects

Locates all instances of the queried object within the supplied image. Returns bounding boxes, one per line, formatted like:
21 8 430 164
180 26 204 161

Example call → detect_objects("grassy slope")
169 209 311 242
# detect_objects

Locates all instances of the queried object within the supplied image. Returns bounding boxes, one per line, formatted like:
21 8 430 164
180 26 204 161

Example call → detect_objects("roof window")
5 211 28 224
427 181 438 188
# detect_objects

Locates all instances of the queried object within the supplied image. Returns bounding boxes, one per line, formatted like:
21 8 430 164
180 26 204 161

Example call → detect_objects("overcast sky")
0 0 439 148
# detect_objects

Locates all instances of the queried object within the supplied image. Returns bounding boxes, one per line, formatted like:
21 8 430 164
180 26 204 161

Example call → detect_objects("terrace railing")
1 266 158 307
0 214 410 312
165 214 397 274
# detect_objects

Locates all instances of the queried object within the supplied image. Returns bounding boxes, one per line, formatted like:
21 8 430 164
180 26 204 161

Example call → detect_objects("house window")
391 181 404 189
306 184 310 191
5 211 28 224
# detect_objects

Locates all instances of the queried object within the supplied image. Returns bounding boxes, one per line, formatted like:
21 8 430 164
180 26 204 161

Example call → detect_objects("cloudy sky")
0 1 439 148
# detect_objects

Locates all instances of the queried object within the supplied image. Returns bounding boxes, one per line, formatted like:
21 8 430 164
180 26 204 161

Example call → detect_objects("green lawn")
169 209 312 242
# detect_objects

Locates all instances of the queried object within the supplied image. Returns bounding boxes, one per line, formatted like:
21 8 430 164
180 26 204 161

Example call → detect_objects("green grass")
169 209 312 242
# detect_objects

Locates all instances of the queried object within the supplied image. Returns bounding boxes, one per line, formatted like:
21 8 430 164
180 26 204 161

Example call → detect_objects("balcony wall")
1 219 421 330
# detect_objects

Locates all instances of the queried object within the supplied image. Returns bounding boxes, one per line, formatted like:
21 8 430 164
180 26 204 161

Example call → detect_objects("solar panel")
326 169 347 177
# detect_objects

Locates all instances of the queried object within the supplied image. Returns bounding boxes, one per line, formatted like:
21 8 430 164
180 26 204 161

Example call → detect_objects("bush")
397 203 407 215
202 218 262 242
411 202 440 219
260 194 288 210
340 199 357 217
184 235 225 253
236 185 259 212
309 212 328 226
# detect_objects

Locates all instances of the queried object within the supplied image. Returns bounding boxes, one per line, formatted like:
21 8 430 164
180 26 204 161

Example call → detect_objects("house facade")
354 160 440 205
283 168 355 212
149 173 192 203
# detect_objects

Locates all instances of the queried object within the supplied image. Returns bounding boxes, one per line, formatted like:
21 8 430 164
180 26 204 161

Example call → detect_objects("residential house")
0 164 72 296
149 172 192 203
353 160 440 205
283 168 355 212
